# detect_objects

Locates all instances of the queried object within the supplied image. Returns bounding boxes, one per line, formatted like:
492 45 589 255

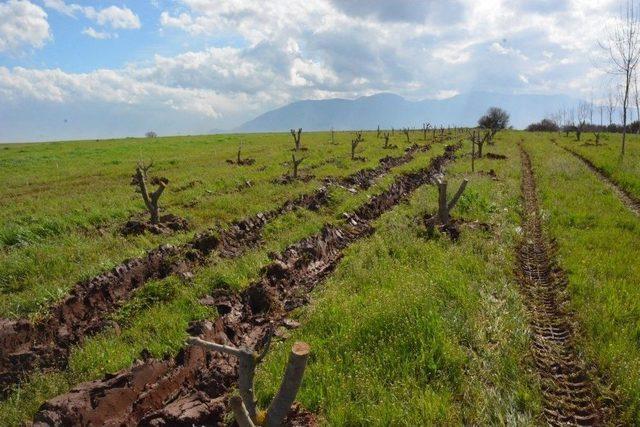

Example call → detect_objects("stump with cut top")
425 178 469 231
188 336 310 427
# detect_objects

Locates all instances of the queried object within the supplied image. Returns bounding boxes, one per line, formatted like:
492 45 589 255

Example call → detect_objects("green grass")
255 135 540 425
525 134 640 424
555 131 640 198
0 131 431 318
6 129 639 425
0 138 449 426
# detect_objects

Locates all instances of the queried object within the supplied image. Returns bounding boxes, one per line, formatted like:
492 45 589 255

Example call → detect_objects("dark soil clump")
122 214 190 236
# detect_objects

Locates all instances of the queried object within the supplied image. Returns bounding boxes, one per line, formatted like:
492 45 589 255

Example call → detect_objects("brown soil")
173 180 203 192
485 152 507 160
327 143 429 190
558 144 640 216
226 158 256 166
274 174 315 185
421 216 492 241
517 145 609 425
0 141 456 396
122 214 190 236
31 143 461 426
0 187 329 396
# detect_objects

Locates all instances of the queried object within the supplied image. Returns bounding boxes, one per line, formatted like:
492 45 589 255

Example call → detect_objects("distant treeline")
526 118 640 133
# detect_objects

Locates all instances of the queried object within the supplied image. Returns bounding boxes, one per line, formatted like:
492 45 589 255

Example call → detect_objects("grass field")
0 131 426 318
555 131 640 199
1 129 639 425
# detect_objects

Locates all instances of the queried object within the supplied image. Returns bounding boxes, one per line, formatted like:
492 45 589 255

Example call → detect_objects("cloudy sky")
0 0 623 142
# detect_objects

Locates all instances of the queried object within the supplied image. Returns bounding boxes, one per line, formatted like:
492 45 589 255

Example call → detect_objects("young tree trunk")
264 342 310 427
437 180 449 225
136 166 166 224
471 132 476 172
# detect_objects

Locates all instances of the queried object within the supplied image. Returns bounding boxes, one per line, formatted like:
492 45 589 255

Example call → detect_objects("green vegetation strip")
526 135 640 423
555 131 640 199
0 142 446 425
255 136 540 424
0 131 433 318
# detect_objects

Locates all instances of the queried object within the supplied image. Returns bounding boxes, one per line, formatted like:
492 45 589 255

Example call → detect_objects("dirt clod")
122 214 190 236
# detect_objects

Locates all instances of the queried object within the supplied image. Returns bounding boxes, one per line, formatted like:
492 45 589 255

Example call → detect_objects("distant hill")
237 92 580 131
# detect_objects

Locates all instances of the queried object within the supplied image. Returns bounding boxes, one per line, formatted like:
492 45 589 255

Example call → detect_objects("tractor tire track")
517 145 607 426
556 144 640 217
32 143 461 426
0 141 440 397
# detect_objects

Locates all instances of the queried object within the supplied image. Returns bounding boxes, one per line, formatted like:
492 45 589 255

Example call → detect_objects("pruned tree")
383 132 390 148
291 153 304 178
290 128 302 151
469 130 490 158
425 178 469 230
601 0 640 157
330 127 336 145
188 336 310 427
422 122 431 140
351 131 364 160
132 161 167 224
377 125 380 138
402 128 411 143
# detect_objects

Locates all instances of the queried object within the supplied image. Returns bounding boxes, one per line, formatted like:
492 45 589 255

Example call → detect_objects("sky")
0 0 625 142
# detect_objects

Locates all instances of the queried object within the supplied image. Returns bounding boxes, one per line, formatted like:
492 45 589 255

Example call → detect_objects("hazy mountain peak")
237 92 579 132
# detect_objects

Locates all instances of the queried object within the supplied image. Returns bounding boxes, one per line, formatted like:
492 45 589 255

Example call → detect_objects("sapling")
188 336 310 427
351 131 364 160
132 161 167 224
290 128 302 151
425 178 469 230
402 128 410 143
291 153 304 178
422 122 431 140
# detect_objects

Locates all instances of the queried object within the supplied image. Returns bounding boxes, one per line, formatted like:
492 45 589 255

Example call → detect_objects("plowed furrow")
0 141 445 397
517 145 606 426
32 143 461 426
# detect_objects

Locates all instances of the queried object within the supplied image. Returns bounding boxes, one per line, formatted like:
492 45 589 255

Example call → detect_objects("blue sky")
0 0 624 141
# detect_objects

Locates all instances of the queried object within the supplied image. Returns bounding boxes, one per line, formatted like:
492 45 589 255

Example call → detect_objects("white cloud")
44 1 141 30
82 27 114 40
0 66 235 118
1 0 631 139
43 0 81 17
87 5 141 30
0 0 51 52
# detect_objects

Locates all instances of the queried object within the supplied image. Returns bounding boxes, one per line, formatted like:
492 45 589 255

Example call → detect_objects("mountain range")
236 92 580 132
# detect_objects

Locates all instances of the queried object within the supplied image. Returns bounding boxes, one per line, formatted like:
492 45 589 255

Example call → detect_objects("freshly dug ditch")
558 144 640 217
32 143 461 426
517 146 608 425
0 140 442 397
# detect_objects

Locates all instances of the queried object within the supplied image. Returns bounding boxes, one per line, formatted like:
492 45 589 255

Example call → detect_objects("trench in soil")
556 143 640 217
517 145 607 426
31 143 461 426
0 138 460 396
